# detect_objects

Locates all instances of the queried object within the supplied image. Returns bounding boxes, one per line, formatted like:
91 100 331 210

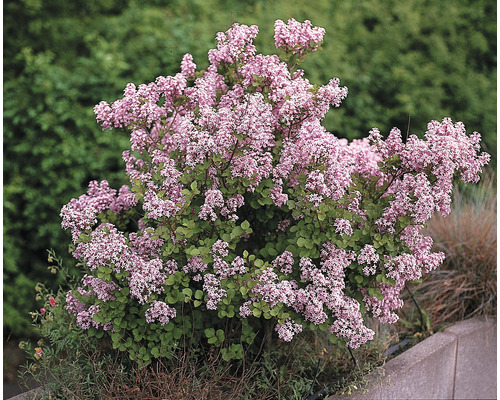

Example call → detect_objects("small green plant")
18 252 116 399
19 274 393 399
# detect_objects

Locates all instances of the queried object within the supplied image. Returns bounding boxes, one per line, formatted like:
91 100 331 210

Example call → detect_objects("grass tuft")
418 171 496 327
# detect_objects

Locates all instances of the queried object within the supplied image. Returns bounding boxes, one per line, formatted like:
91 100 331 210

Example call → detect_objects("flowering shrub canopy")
61 19 489 364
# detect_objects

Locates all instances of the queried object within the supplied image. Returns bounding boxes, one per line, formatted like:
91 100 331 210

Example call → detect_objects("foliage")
20 285 271 399
56 19 489 367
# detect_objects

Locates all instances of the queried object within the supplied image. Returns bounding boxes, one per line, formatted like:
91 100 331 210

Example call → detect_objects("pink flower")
180 53 196 78
48 297 56 307
275 318 303 342
34 348 42 359
334 218 353 236
40 308 46 315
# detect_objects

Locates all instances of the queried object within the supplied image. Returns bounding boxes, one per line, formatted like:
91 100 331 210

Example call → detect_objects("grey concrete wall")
328 318 497 400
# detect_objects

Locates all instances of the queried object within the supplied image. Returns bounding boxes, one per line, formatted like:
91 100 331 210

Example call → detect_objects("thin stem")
348 347 359 369
405 283 426 330
302 358 322 400
219 141 239 174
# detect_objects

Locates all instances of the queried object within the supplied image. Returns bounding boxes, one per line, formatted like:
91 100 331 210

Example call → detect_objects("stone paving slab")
327 318 497 400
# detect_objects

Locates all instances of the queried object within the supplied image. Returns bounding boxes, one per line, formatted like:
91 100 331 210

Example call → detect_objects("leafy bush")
20 279 274 399
55 19 490 367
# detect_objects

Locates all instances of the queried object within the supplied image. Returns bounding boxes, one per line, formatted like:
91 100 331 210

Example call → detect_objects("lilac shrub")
61 19 489 364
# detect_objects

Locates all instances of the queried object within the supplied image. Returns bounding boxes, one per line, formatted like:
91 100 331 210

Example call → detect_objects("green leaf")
151 347 160 357
297 237 307 247
167 295 177 304
173 327 183 339
257 197 273 206
165 275 176 285
254 258 264 268
231 225 243 239
252 308 262 318
204 328 215 338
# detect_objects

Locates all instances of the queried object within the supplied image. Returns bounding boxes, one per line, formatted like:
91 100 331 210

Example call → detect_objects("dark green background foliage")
4 0 496 338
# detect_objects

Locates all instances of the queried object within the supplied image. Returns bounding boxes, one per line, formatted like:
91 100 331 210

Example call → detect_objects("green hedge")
4 0 496 338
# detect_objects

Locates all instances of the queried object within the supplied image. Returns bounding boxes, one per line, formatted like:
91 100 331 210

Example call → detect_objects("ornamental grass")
417 171 496 327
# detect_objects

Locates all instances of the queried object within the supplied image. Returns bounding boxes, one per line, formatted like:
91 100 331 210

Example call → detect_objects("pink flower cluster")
209 23 259 66
243 244 375 347
183 256 208 282
203 273 227 310
69 222 166 307
370 120 490 232
145 300 177 325
275 318 303 342
81 275 117 302
274 18 325 56
66 291 112 331
60 180 136 242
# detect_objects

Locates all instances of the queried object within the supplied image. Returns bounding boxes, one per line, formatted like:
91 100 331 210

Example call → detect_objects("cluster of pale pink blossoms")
62 18 489 350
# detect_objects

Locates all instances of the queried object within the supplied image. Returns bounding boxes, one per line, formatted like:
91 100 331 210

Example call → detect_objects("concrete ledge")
447 318 497 399
328 318 497 400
